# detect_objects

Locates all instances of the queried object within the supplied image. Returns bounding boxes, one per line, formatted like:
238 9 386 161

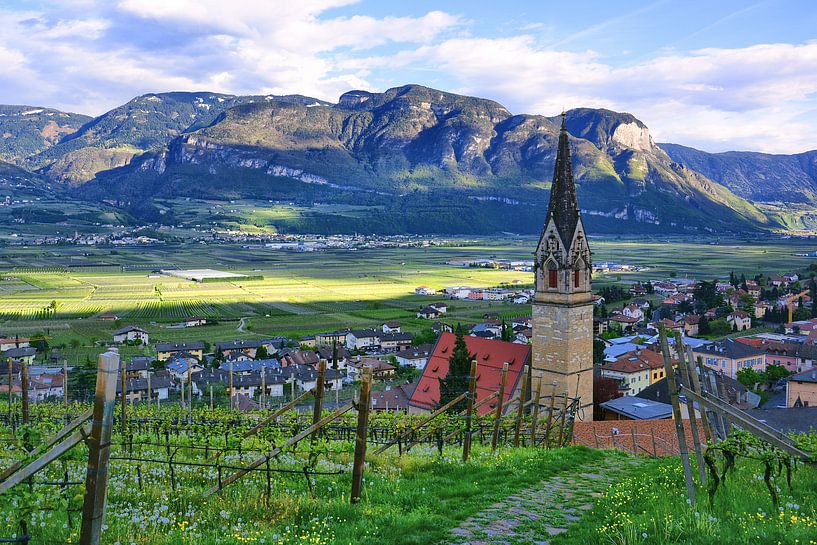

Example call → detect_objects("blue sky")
1 0 816 153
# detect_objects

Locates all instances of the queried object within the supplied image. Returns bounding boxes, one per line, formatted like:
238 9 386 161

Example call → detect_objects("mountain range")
1 85 814 235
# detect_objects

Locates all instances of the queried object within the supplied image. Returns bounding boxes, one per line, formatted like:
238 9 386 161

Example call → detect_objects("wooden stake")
209 385 213 411
462 359 478 462
80 350 119 545
7 358 12 419
119 357 126 434
21 361 29 424
685 348 713 443
491 362 509 452
529 377 543 445
513 365 528 447
260 369 266 409
63 359 69 418
659 326 695 505
674 333 706 485
146 372 152 407
351 368 372 503
556 391 569 447
229 361 234 410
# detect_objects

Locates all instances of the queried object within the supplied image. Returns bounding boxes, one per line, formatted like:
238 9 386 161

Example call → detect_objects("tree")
437 324 473 413
500 319 512 342
255 344 269 360
698 315 711 335
593 338 606 364
765 364 790 384
810 279 817 318
736 367 763 388
593 376 621 420
331 340 339 370
645 281 654 294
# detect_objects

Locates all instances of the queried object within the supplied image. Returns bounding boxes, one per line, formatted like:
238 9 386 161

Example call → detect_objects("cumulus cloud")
0 1 814 152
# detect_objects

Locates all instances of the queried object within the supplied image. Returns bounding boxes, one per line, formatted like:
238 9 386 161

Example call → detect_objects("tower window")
548 268 558 289
574 270 580 288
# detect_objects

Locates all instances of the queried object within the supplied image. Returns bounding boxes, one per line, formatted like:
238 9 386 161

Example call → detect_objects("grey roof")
381 332 413 342
216 340 264 350
790 368 817 384
746 407 817 434
545 114 580 245
126 357 151 372
113 325 147 336
695 338 765 359
796 342 817 361
348 329 380 338
218 359 281 373
156 341 205 352
3 347 36 358
116 375 173 393
600 396 673 420
637 369 756 409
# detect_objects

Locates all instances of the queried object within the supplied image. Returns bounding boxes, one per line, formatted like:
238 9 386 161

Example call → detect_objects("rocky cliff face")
77 85 771 234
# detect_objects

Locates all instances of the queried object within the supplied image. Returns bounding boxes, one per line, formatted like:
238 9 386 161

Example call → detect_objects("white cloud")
0 2 814 153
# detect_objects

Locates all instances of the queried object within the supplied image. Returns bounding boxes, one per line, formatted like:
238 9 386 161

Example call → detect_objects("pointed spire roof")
546 112 581 246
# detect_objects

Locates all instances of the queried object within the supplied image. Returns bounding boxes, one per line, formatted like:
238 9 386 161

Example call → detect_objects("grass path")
447 453 642 545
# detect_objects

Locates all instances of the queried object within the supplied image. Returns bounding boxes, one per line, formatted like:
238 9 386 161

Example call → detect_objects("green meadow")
0 236 815 358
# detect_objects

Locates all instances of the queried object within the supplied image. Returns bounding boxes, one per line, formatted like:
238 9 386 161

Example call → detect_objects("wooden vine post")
21 360 29 424
229 361 234 410
351 367 372 504
309 360 327 468
674 333 706 485
7 358 12 418
119 357 126 434
80 350 119 545
685 348 713 443
146 372 152 408
491 363 509 452
513 365 529 447
659 325 695 504
462 359 478 462
63 359 69 419
529 377 543 445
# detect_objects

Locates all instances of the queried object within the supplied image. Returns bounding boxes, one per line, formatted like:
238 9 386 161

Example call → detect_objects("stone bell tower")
532 113 594 420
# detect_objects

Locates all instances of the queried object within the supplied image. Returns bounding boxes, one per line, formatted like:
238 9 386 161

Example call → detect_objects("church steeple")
545 112 581 247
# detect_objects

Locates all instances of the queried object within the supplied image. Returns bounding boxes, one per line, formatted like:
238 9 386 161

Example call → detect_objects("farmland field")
0 235 815 356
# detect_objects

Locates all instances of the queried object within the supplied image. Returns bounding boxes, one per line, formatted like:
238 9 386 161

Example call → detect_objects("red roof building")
409 332 531 415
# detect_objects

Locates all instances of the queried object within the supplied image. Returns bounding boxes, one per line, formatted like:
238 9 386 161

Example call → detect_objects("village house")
414 286 435 296
608 314 640 333
112 325 149 344
156 341 205 362
429 302 448 313
98 313 119 322
346 329 381 351
762 342 801 373
126 356 151 379
681 315 701 336
745 280 761 298
467 289 485 300
395 344 434 369
347 357 396 381
786 368 817 407
215 339 270 359
599 349 667 396
0 337 30 352
629 283 647 297
409 333 530 415
796 335 817 371
219 358 281 374
431 322 453 335
380 332 413 352
184 316 207 327
769 275 788 288
3 347 37 365
417 307 442 320
727 310 752 331
382 321 401 333
598 396 672 421
281 350 320 368
317 345 350 370
166 354 204 380
754 301 770 319
295 366 344 392
652 281 678 295
621 304 645 321
27 373 64 402
370 383 415 412
693 339 766 379
117 375 173 402
315 330 349 346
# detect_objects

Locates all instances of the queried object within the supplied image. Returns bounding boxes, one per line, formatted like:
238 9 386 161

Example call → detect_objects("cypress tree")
438 324 474 413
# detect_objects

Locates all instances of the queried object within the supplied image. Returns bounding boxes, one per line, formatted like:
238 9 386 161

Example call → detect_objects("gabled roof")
219 358 281 373
600 396 672 420
216 339 264 350
3 347 36 358
790 368 817 384
381 332 413 342
409 332 530 415
156 341 205 352
695 338 765 359
603 349 666 374
113 325 147 335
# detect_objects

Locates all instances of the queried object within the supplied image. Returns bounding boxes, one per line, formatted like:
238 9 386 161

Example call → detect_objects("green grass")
552 455 817 545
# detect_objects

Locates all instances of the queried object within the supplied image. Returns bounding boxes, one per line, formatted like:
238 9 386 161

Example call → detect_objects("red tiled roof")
604 349 666 374
409 332 530 415
735 337 764 347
